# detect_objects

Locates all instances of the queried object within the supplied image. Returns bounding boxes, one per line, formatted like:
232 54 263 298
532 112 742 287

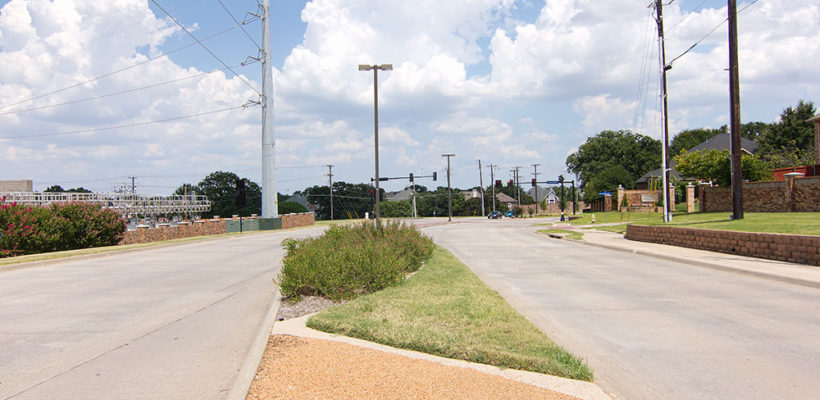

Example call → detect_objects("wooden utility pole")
655 0 672 223
532 164 540 214
477 159 485 216
443 154 455 222
327 165 334 220
728 0 744 220
487 164 497 212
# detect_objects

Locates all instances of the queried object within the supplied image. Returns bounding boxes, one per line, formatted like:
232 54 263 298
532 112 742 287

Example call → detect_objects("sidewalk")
551 224 820 289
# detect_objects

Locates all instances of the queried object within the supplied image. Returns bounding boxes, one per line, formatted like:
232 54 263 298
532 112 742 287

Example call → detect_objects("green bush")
277 221 434 300
0 198 126 257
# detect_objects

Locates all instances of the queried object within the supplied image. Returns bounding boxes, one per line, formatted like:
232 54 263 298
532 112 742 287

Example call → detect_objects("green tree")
757 100 817 168
279 201 308 214
581 166 634 203
379 200 412 217
66 187 92 193
674 149 772 186
566 130 661 190
304 182 374 220
173 183 197 196
44 185 65 192
193 171 261 218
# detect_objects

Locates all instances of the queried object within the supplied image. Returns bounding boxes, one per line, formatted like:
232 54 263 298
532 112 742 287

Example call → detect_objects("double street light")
359 64 393 225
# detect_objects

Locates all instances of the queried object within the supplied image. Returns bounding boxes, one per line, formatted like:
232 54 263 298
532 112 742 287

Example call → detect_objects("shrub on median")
0 198 126 257
277 221 434 301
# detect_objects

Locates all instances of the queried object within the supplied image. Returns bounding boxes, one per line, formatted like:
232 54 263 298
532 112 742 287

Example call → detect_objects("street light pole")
359 64 392 225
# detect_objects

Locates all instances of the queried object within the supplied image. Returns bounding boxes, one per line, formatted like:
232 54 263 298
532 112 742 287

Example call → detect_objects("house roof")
689 133 757 154
384 188 414 201
807 113 820 122
636 168 683 184
495 192 516 203
526 186 557 202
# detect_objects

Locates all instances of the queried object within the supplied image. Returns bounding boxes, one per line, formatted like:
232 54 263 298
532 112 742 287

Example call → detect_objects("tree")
304 181 374 220
45 185 65 192
566 130 661 190
379 200 412 217
757 100 817 168
193 171 261 218
279 201 308 214
582 166 634 203
173 183 197 196
674 149 772 186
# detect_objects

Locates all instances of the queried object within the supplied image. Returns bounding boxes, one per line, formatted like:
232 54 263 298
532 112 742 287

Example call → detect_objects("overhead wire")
0 63 247 117
0 104 255 140
0 26 237 111
149 0 261 95
216 0 261 49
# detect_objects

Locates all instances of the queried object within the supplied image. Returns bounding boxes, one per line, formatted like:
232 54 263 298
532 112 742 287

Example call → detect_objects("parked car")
504 210 514 218
488 211 503 219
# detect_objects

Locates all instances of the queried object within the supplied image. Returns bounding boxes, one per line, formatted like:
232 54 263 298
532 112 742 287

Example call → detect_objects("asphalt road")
423 218 820 400
0 228 323 400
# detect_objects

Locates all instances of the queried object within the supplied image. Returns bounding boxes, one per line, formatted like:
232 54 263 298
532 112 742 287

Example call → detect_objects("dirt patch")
275 296 344 321
246 335 582 400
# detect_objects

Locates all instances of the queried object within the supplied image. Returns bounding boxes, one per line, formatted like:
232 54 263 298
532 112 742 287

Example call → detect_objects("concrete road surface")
0 228 323 400
423 218 820 400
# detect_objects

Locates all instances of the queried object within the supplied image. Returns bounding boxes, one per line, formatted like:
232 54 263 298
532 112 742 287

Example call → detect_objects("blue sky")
1 0 818 196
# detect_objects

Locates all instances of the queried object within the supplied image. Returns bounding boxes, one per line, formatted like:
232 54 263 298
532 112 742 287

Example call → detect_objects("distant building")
384 188 415 202
0 179 33 192
495 192 517 208
461 188 482 201
527 186 558 204
286 193 318 212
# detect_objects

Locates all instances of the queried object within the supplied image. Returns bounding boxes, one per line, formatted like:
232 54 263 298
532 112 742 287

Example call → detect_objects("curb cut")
225 289 283 400
568 235 820 290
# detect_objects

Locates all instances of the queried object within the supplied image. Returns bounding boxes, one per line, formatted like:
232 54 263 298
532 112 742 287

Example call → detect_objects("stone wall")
625 224 820 265
121 219 226 245
701 176 820 212
282 213 315 229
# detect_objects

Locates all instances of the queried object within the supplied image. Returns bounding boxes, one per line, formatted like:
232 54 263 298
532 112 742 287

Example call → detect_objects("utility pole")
443 154 455 222
728 0 744 220
477 159 485 216
327 165 334 220
260 0 277 219
487 164 497 212
532 164 540 215
655 0 672 223
411 175 418 218
128 176 136 194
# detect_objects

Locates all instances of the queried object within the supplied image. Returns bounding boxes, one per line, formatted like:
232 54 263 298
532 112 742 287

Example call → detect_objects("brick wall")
625 224 820 265
701 177 820 212
121 219 226 245
281 212 314 229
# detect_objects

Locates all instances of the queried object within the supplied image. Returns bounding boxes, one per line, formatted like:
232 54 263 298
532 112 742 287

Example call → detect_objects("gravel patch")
276 296 345 321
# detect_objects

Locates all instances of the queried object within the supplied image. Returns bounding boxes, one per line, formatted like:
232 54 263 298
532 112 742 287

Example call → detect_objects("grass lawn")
641 212 820 235
566 210 664 226
583 224 629 235
306 246 593 381
537 228 584 240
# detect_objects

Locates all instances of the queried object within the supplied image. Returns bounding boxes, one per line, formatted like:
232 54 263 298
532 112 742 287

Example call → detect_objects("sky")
1 0 819 195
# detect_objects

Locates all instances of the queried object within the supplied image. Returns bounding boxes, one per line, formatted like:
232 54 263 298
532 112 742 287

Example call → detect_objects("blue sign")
598 192 612 196
545 180 560 184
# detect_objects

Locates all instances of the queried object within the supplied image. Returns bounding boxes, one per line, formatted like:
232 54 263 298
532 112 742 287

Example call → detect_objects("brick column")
604 194 613 211
669 185 675 210
784 172 805 212
686 183 695 213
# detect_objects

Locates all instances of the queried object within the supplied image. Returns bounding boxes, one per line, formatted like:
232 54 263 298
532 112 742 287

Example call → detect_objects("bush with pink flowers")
0 197 126 257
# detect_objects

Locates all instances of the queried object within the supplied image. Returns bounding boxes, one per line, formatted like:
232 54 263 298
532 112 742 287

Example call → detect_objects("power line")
0 64 246 117
0 26 236 111
216 0 261 49
667 0 761 67
150 0 261 95
0 104 254 140
666 0 709 31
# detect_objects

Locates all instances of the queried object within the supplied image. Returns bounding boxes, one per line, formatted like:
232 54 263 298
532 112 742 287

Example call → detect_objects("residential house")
495 192 517 208
527 186 558 204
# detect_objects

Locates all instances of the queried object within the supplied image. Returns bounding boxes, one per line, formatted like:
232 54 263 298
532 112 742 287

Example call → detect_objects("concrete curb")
271 314 613 400
566 233 820 290
225 289 283 400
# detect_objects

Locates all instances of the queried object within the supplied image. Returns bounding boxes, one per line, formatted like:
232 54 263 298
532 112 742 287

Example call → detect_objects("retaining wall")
121 219 226 245
700 177 820 212
625 224 820 265
282 213 315 229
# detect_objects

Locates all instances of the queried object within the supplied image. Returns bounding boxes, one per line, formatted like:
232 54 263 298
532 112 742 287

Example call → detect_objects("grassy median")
307 246 593 381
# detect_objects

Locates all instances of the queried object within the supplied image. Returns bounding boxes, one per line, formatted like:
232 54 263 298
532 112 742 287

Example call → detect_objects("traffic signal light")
409 173 414 182
495 180 501 188
531 179 536 187
559 175 564 184
508 179 514 187
433 172 437 181
369 189 375 203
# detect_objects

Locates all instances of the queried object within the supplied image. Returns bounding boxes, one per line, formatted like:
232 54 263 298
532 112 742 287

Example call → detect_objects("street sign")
599 192 612 196
545 180 560 184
